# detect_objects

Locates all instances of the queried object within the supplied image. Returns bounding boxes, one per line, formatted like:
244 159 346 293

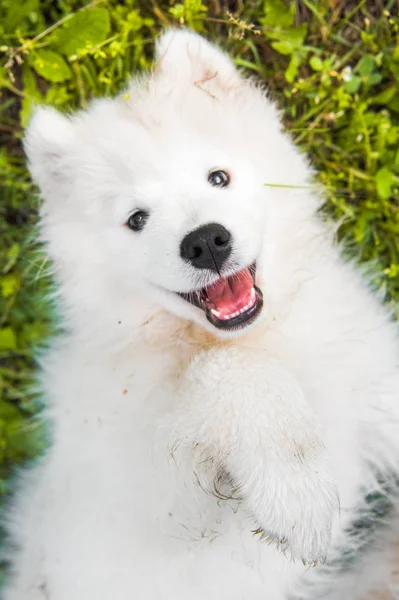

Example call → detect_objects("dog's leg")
174 345 340 564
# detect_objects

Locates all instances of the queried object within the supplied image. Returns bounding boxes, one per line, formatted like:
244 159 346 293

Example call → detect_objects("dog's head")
24 30 314 339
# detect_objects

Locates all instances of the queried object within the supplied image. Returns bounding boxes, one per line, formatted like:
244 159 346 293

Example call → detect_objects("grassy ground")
0 0 398 505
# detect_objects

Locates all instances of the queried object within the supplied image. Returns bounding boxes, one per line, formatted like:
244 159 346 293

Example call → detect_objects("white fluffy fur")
3 29 399 600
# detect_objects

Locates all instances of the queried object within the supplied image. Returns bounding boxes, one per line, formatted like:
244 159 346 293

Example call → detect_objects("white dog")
2 29 399 600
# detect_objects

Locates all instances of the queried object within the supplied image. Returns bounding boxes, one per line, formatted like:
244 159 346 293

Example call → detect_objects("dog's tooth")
247 289 256 308
210 308 221 318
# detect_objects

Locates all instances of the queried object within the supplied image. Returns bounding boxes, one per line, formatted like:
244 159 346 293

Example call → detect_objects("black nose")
180 223 232 272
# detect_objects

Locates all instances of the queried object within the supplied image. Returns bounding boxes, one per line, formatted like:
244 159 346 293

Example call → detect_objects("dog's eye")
208 170 230 188
126 210 149 232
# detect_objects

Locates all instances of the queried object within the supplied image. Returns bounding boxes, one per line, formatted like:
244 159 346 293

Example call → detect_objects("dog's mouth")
178 263 263 331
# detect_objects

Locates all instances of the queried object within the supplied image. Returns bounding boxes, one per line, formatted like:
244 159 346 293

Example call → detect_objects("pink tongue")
205 268 254 317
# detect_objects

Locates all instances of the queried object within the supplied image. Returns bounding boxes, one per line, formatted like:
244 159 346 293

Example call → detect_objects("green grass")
0 0 398 497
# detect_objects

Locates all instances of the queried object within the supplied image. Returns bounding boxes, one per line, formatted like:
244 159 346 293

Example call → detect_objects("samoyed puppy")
2 29 399 600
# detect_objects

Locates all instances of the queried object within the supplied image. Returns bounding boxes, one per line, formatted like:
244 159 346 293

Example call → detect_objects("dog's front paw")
247 458 339 565
176 346 340 564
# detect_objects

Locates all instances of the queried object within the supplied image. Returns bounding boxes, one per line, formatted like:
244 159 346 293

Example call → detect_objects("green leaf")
283 24 307 47
285 52 301 83
30 50 72 83
372 87 396 105
44 85 72 108
386 264 399 279
0 273 20 298
356 55 375 76
343 75 361 94
310 56 323 71
169 0 207 31
2 243 20 274
335 86 351 110
386 126 399 146
388 95 399 114
0 328 17 351
50 8 110 57
272 40 294 55
2 0 39 33
0 403 20 420
21 95 36 129
270 24 307 56
375 167 395 201
365 72 382 86
262 0 294 30
20 66 42 128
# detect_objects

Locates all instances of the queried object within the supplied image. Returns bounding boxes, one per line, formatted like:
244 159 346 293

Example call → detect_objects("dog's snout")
180 223 232 272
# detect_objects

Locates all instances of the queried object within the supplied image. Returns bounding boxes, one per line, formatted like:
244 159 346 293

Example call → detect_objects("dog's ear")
23 107 77 198
154 29 242 92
